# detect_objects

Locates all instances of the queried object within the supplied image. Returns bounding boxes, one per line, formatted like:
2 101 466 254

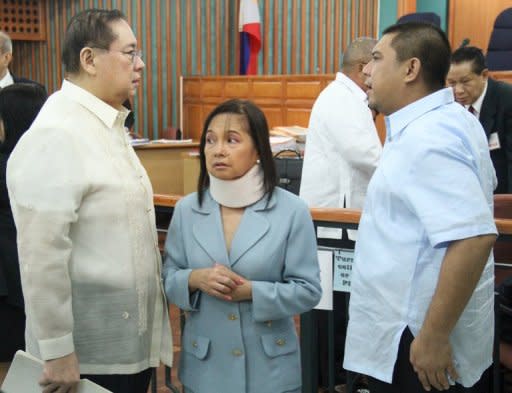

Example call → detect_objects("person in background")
0 31 46 91
447 45 512 193
344 22 497 392
0 83 46 369
163 98 322 393
7 9 172 393
299 37 382 391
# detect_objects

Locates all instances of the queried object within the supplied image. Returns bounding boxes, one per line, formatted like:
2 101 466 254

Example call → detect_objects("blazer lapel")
480 80 498 138
192 195 230 265
229 194 275 266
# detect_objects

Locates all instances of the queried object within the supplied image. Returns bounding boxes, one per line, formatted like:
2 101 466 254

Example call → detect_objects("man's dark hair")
62 9 126 74
197 99 277 206
451 46 487 75
383 22 451 90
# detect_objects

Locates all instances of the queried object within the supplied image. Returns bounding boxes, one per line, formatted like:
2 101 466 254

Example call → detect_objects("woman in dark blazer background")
0 83 46 361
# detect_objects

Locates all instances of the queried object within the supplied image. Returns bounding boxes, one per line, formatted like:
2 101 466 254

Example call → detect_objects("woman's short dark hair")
0 83 47 154
197 99 277 206
62 9 126 74
383 22 451 91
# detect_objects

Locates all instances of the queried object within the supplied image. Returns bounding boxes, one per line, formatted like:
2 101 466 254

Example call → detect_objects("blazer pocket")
183 334 210 360
261 330 298 358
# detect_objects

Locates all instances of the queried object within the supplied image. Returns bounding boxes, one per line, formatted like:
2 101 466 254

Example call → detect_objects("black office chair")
487 8 512 71
396 12 441 27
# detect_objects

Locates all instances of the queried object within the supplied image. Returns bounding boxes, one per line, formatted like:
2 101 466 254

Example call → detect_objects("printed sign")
333 248 354 293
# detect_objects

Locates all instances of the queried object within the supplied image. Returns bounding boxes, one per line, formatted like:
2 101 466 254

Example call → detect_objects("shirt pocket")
182 333 210 360
260 329 298 358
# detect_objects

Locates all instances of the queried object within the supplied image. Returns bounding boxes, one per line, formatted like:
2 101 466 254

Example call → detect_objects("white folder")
1 350 112 393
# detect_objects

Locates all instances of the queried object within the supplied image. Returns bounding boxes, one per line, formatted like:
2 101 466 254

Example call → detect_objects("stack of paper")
269 136 296 153
270 125 308 143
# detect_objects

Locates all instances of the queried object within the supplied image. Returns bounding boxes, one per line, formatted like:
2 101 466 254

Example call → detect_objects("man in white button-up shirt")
344 22 497 393
7 9 172 393
300 37 381 390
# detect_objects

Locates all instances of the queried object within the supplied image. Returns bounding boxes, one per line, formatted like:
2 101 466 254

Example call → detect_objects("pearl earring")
256 159 261 164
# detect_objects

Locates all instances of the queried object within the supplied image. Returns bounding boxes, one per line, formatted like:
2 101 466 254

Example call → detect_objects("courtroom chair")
487 8 512 71
396 12 441 27
162 126 182 140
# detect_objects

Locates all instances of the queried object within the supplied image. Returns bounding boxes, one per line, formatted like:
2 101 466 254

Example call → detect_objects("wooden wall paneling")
135 0 143 135
342 0 348 51
333 0 340 73
282 0 288 74
206 0 211 75
252 81 282 98
155 0 162 136
325 0 332 73
448 0 512 52
319 0 324 73
261 107 285 128
185 1 191 76
184 104 203 140
291 0 297 74
144 0 154 138
10 1 378 140
490 70 512 85
273 0 279 73
215 1 220 75
176 0 183 129
165 0 171 129
396 0 416 18
301 1 306 74
224 81 250 97
309 0 315 75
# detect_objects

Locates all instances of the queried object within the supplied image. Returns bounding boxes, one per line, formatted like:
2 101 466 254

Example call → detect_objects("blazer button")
275 338 286 346
192 341 198 348
228 313 238 321
232 349 243 357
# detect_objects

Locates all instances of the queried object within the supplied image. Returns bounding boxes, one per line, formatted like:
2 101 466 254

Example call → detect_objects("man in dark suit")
447 46 512 193
0 31 45 89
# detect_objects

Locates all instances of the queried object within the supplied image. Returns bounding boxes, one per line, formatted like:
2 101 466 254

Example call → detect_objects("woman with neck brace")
162 99 322 393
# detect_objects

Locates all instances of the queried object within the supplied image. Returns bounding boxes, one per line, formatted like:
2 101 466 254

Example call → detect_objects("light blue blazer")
163 188 321 393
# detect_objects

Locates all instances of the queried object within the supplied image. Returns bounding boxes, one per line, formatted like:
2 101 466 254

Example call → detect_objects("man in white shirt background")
300 37 382 391
7 9 172 393
0 31 44 90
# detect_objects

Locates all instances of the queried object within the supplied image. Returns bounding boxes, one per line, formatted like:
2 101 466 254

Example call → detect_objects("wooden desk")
134 142 200 195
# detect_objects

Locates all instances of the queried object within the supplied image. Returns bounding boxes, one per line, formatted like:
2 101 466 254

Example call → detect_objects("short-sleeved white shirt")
344 88 497 387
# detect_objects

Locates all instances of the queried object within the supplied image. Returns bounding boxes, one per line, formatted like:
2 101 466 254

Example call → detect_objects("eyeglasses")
117 49 143 63
92 47 143 64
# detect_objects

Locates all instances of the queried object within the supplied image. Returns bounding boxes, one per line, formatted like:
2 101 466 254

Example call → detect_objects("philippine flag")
239 0 261 75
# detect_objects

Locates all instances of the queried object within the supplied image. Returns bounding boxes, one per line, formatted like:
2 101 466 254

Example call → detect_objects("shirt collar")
385 87 454 141
0 70 14 88
465 80 487 116
336 71 367 102
60 79 129 129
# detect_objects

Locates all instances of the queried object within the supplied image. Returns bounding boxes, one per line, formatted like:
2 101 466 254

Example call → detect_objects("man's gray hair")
0 31 12 54
342 37 377 70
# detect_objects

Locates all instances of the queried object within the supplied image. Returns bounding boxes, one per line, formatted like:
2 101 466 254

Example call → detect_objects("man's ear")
481 68 489 80
404 57 421 83
4 52 12 66
79 47 97 76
